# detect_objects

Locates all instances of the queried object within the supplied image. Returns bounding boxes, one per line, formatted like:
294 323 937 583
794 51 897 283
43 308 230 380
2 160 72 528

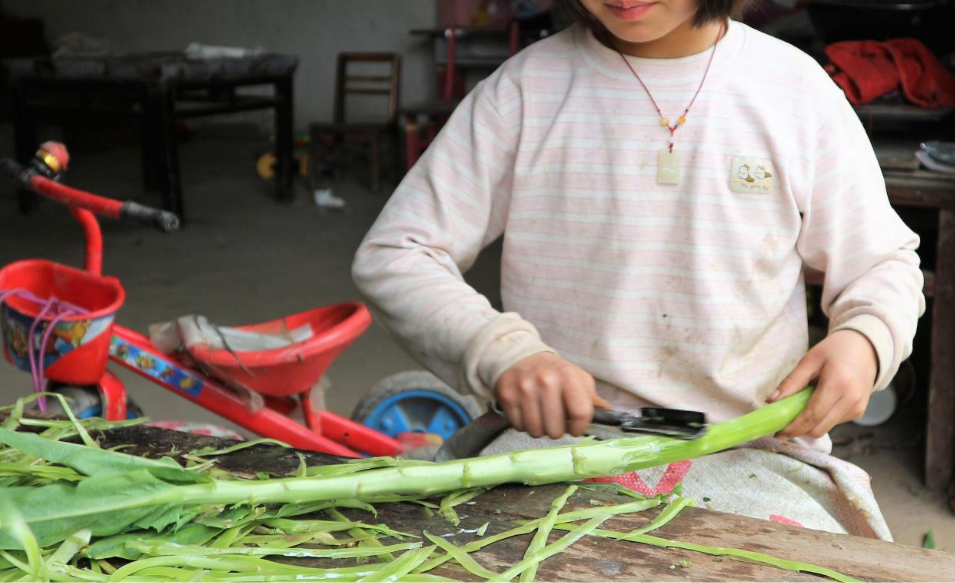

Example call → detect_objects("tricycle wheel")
352 371 483 441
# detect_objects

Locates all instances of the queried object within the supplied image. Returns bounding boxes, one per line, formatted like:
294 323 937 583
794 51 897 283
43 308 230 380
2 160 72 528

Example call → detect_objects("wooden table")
876 139 955 496
5 52 297 223
805 137 955 499
94 425 955 582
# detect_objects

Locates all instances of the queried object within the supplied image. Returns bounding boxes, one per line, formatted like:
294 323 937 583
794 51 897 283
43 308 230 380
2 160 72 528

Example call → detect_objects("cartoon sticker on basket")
0 306 113 373
4 325 28 360
63 320 91 347
730 156 775 194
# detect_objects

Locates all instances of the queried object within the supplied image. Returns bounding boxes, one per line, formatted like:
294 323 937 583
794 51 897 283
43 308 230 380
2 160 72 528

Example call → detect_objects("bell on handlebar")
35 142 70 178
0 142 70 187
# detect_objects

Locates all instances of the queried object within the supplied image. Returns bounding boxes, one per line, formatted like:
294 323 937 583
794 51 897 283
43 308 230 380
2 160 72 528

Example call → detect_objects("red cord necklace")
618 21 726 185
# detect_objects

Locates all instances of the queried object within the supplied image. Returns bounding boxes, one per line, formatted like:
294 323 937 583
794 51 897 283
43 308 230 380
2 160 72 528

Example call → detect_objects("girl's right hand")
494 353 598 439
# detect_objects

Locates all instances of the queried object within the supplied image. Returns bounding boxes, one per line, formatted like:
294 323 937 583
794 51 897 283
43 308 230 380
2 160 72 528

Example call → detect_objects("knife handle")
491 394 618 420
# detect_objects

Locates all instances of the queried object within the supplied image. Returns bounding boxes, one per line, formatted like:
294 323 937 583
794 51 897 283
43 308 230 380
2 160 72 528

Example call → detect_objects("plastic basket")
0 260 125 385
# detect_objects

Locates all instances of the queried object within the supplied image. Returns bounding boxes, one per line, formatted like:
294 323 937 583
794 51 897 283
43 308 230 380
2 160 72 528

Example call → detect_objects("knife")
433 397 707 462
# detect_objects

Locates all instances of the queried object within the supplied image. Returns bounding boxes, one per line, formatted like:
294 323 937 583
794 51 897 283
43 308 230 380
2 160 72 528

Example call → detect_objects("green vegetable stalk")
0 389 813 550
188 389 812 503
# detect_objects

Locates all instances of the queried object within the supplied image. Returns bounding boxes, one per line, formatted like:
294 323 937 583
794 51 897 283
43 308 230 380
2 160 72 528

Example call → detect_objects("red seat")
186 302 371 397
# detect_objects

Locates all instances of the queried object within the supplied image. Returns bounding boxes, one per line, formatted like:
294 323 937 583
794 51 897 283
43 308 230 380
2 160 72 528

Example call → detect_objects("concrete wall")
3 0 438 132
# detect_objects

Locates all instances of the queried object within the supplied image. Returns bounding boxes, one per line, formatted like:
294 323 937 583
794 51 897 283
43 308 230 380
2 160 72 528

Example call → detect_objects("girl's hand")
767 329 879 439
495 353 597 439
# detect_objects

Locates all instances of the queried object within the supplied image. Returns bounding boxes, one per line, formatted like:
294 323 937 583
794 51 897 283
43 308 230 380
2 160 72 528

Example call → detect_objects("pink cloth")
584 438 891 540
148 421 245 441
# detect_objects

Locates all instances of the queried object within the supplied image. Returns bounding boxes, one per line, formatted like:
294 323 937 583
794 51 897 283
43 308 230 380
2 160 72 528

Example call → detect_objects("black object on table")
4 52 297 223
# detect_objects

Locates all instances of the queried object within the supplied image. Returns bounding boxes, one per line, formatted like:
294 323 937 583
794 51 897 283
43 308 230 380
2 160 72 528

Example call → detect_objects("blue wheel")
352 371 483 441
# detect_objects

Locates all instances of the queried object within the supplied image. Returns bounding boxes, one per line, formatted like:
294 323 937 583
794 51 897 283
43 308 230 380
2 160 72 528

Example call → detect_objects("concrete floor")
0 127 952 552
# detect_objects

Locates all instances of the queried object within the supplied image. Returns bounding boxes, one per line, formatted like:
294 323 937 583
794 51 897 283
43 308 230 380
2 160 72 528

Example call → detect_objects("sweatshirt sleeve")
796 90 926 391
352 72 556 398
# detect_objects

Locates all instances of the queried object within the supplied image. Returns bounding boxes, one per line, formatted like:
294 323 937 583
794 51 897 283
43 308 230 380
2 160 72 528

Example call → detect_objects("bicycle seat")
182 303 371 397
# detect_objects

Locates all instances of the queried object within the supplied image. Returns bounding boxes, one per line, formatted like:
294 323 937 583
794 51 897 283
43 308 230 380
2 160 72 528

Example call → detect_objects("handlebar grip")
0 159 24 181
119 201 181 232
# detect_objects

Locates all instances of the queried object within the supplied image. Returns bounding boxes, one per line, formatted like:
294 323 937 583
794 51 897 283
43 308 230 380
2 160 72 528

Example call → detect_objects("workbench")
878 149 955 497
93 424 955 582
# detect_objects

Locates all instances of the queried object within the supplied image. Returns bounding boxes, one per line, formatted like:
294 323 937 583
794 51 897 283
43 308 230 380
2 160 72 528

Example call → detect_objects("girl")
353 0 924 537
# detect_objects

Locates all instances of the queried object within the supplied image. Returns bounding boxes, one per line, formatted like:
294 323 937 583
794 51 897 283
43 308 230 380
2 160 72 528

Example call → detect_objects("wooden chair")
309 53 400 194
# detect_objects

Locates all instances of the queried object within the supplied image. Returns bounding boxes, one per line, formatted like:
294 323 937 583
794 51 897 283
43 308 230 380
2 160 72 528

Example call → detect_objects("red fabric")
825 38 955 107
884 39 955 108
825 41 900 105
585 460 693 497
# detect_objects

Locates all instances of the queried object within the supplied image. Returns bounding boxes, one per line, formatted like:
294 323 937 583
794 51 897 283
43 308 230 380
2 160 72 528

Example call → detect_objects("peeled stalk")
180 389 813 506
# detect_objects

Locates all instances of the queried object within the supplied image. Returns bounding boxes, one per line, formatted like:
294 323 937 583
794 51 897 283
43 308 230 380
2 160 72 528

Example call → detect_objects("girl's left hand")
766 329 879 439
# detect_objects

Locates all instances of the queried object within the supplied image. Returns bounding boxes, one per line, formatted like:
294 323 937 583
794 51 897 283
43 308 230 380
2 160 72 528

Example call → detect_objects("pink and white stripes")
353 21 924 450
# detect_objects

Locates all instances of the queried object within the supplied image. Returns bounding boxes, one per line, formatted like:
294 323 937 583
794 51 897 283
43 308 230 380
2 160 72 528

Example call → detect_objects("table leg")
12 85 37 213
369 128 381 194
140 88 163 194
926 208 955 491
274 77 294 203
404 113 420 171
159 86 185 222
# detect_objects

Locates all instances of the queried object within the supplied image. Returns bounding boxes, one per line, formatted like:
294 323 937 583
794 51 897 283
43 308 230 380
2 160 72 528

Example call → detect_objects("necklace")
618 21 726 185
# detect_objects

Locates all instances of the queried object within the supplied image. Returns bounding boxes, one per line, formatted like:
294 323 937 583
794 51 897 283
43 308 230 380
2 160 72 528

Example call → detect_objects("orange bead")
677 116 687 126
660 117 669 127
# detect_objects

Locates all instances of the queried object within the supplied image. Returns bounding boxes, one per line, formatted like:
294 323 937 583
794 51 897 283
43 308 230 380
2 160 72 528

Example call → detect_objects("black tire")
125 397 145 419
17 188 36 214
41 383 144 420
351 370 484 436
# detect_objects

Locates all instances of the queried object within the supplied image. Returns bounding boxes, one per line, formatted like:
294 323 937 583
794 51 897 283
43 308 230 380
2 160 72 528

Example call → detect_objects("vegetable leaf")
0 427 203 484
0 469 198 549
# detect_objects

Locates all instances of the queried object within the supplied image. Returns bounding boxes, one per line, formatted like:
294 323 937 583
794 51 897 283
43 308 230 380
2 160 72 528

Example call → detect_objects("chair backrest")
333 52 401 125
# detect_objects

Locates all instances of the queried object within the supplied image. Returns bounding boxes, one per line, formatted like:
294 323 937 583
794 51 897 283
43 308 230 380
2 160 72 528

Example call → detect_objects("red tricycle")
0 142 481 457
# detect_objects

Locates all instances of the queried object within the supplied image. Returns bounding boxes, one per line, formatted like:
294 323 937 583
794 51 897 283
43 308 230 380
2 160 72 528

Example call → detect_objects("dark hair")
554 0 754 41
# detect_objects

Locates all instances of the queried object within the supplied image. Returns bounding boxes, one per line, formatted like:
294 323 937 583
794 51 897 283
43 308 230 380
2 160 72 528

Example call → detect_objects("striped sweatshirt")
353 21 925 449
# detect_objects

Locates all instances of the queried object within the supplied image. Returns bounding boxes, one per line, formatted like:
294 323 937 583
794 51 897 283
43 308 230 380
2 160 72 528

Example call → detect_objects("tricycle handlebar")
120 201 180 232
1 152 180 233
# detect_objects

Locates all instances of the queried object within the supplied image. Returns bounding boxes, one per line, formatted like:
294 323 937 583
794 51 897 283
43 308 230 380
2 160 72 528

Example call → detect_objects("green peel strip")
519 484 577 582
424 532 499 580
